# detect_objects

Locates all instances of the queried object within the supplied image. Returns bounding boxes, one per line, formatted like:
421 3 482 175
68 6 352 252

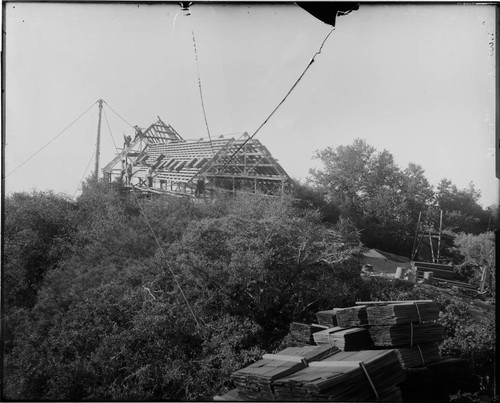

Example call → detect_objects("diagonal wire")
129 185 204 328
219 27 336 171
102 106 119 153
103 100 135 129
6 100 98 177
73 149 96 199
192 29 215 156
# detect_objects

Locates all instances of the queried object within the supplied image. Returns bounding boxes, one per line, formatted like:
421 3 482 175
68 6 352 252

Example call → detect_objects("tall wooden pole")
94 99 103 181
437 209 443 262
428 229 435 263
411 211 422 261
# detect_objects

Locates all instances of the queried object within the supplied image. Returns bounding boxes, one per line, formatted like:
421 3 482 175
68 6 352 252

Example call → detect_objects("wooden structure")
412 261 456 281
102 118 292 198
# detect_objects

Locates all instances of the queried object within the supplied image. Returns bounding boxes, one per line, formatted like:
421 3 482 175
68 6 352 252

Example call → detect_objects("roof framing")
103 120 292 198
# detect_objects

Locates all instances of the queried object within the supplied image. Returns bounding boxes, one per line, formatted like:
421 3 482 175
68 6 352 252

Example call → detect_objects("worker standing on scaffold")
120 159 126 182
123 134 132 149
146 166 155 188
134 125 143 140
126 161 133 185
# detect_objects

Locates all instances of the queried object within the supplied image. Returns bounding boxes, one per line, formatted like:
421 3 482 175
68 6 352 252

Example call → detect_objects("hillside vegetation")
3 139 496 401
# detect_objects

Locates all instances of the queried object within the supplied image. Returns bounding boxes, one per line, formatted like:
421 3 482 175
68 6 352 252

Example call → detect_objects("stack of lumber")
289 322 327 345
230 345 338 400
361 300 443 347
413 261 456 280
223 299 473 402
368 322 443 347
273 350 405 401
315 309 339 327
365 301 440 325
276 345 340 362
312 327 373 351
393 344 441 368
335 305 368 327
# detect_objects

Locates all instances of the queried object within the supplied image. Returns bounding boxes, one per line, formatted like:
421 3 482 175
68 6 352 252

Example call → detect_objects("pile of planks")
365 301 443 347
312 326 373 351
365 301 440 325
289 322 327 345
273 350 405 401
335 305 368 327
315 309 339 327
218 299 473 401
393 344 441 369
230 345 338 400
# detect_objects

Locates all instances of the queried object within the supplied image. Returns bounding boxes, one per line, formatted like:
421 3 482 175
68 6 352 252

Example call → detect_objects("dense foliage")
453 232 495 292
3 181 365 400
310 138 495 257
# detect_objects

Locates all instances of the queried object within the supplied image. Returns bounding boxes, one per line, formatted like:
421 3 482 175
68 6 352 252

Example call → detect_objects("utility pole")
94 99 103 181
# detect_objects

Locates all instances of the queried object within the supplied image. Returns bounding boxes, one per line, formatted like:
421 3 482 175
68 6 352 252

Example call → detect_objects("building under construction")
102 117 293 199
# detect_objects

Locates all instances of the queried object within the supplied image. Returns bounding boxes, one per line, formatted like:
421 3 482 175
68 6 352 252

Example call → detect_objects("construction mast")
94 99 104 180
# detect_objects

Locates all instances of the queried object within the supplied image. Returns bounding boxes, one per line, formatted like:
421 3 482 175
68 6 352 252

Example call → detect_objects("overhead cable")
6 100 98 177
192 30 215 156
103 100 135 129
220 27 336 171
129 186 204 328
102 106 119 153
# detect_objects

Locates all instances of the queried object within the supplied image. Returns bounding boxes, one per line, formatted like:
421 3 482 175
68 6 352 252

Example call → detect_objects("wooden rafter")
104 119 292 197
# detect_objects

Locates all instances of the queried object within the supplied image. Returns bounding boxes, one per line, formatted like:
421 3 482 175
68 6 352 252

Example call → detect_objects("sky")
3 2 498 206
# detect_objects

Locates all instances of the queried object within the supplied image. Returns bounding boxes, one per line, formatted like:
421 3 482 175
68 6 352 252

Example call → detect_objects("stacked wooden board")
230 345 338 400
393 344 441 369
273 350 405 401
335 305 368 327
413 261 456 280
368 322 443 347
218 299 475 401
289 322 327 345
365 301 440 325
366 301 443 347
315 309 339 327
312 327 373 351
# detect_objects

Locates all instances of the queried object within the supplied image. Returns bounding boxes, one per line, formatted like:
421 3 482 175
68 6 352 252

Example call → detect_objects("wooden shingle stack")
393 344 441 369
220 299 470 402
230 345 339 400
289 322 327 345
273 350 405 401
315 309 339 327
365 301 440 325
368 322 443 347
335 305 368 327
364 301 443 347
312 327 373 351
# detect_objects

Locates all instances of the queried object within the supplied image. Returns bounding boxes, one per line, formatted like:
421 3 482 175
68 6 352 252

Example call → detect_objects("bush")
439 299 495 395
3 193 364 400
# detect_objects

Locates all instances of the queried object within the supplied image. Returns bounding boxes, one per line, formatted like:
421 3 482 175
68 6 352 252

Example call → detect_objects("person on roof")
146 166 155 188
123 134 132 149
134 125 143 140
